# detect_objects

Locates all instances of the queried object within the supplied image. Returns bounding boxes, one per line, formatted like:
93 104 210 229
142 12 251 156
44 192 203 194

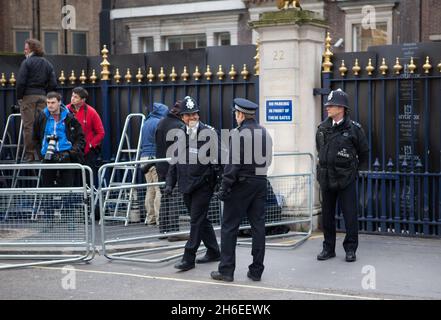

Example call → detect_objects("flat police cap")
179 96 200 114
324 88 349 109
233 98 258 115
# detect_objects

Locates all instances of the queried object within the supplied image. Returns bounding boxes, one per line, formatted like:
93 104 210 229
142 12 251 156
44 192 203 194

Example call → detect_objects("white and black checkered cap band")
234 104 255 114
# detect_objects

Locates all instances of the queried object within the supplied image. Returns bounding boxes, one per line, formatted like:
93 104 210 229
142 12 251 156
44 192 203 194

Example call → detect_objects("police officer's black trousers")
321 180 358 253
182 183 220 263
158 173 179 233
219 177 267 277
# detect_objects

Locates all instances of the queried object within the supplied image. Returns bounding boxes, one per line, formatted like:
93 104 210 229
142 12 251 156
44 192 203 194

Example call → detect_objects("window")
72 32 87 55
44 32 59 54
217 32 231 46
140 37 154 52
352 23 388 52
166 34 206 51
15 31 31 53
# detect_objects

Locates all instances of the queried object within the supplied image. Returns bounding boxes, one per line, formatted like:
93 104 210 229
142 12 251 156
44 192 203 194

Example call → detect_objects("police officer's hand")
215 186 231 201
163 185 173 197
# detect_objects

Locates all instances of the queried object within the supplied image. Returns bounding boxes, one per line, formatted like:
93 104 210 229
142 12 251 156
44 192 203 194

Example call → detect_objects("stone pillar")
251 9 327 229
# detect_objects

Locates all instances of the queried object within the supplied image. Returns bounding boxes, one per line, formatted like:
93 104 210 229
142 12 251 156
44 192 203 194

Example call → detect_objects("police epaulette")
351 120 361 128
204 123 216 131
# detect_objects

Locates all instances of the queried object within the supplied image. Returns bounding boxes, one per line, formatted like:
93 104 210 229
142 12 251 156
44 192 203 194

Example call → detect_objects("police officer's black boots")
317 249 336 261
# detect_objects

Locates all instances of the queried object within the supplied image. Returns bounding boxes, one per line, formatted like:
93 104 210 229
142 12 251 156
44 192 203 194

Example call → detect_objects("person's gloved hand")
58 151 71 163
163 185 173 197
215 186 231 201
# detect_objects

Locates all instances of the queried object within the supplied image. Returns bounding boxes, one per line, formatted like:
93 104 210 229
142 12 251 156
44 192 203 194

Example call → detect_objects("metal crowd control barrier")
0 163 96 270
100 153 314 264
237 152 315 248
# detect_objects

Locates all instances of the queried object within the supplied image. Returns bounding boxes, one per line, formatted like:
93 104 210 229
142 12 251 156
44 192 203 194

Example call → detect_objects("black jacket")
155 112 185 181
316 115 369 190
166 122 220 194
33 107 86 164
16 55 57 99
221 118 272 190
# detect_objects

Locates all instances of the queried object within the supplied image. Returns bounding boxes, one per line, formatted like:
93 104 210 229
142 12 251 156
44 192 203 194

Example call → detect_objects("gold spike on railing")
240 64 249 80
379 58 388 75
158 67 166 82
69 70 76 85
322 32 333 73
114 68 121 84
438 60 441 73
253 38 260 76
229 64 237 80
193 66 201 81
408 57 416 74
59 70 66 85
169 67 177 82
136 68 144 83
217 65 224 81
100 45 110 81
1 73 6 87
181 66 189 82
125 68 132 83
147 67 155 82
352 59 361 76
9 73 16 87
204 65 212 81
339 60 347 77
79 69 87 84
393 57 402 75
423 56 432 74
90 69 97 84
366 58 374 76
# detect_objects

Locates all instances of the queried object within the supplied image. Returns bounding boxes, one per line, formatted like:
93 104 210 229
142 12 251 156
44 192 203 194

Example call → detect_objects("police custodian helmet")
179 96 200 114
324 88 349 109
232 98 259 114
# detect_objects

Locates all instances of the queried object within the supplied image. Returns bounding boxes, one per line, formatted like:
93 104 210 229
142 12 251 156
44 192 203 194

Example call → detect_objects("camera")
44 135 58 161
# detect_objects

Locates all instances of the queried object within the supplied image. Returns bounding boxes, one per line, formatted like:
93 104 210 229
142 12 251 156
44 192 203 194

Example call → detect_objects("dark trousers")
158 172 180 233
182 183 220 263
321 179 358 253
84 150 99 188
219 177 267 277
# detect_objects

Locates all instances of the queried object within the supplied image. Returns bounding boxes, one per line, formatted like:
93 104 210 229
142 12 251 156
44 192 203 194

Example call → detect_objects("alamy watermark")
61 265 76 290
362 5 377 30
361 265 376 290
61 5 76 30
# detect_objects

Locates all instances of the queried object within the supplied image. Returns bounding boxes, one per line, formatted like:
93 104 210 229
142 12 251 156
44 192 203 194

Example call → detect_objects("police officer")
211 98 272 282
316 89 369 262
165 96 221 271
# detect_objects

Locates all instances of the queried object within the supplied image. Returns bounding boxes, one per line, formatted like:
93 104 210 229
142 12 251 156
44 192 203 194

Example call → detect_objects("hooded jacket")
140 102 169 158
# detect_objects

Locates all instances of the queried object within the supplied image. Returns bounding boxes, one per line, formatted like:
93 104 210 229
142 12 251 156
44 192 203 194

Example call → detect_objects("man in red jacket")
67 87 105 186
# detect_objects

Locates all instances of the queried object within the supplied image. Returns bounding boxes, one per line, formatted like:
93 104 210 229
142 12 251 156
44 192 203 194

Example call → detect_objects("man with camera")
33 91 85 230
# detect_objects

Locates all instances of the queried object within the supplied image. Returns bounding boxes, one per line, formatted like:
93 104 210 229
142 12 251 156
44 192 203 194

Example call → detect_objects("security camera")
334 38 344 48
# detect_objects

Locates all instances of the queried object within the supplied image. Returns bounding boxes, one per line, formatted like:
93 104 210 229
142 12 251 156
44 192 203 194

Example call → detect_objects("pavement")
1 232 441 300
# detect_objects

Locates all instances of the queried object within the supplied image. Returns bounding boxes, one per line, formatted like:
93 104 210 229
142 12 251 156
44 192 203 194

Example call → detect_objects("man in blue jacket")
140 102 169 225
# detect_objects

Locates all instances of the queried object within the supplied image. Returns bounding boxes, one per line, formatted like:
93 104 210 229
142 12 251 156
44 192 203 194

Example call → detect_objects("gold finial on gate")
59 70 66 85
124 68 132 83
217 65 224 81
90 69 97 84
352 59 361 76
147 67 155 82
339 60 347 77
322 32 333 73
69 70 77 85
366 58 375 76
9 73 16 86
423 56 432 74
393 57 402 75
100 45 110 81
114 68 121 84
240 64 249 80
438 60 441 73
136 68 144 83
169 67 177 82
254 38 260 76
228 64 237 80
181 66 189 82
79 69 87 84
204 65 212 81
1 73 6 87
379 58 388 75
193 66 201 81
158 67 166 82
408 57 416 74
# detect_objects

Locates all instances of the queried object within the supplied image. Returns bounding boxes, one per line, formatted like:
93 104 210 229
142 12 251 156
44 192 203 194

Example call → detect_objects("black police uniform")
166 97 221 268
212 98 272 282
316 89 369 260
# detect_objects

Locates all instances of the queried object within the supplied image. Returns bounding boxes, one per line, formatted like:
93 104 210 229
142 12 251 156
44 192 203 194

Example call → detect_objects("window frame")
71 31 88 55
14 30 31 53
43 31 60 55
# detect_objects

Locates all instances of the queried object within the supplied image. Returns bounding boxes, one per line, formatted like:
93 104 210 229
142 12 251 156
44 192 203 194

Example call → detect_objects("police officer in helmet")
316 89 369 262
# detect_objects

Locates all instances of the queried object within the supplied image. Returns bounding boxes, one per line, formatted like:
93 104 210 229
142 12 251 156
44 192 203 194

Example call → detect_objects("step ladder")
0 114 42 221
102 113 146 226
